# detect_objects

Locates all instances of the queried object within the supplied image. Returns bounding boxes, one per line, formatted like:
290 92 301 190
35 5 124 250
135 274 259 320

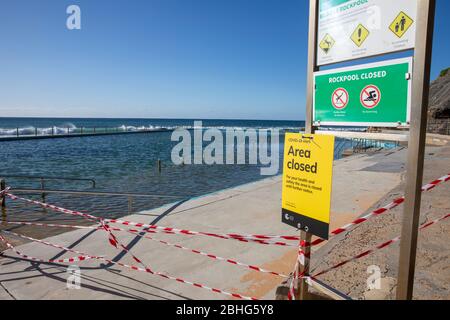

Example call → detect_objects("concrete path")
0 149 404 300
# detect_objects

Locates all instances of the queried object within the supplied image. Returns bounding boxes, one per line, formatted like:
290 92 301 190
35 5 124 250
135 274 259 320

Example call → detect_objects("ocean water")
1 117 314 230
0 117 399 239
0 118 304 137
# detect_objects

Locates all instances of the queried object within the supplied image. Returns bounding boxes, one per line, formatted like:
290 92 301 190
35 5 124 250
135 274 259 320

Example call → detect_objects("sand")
310 143 450 300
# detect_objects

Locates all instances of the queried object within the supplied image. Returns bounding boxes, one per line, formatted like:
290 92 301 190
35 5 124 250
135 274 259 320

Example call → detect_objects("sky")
0 0 449 121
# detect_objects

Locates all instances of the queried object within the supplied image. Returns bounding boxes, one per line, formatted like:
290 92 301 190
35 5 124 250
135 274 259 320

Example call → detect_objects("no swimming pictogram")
360 85 381 109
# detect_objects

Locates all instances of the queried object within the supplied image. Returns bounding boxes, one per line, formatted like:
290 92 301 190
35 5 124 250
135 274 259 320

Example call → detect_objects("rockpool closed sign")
313 58 412 127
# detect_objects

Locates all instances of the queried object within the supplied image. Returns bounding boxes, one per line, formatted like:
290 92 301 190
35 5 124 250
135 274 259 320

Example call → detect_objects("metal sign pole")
396 0 436 300
297 0 319 300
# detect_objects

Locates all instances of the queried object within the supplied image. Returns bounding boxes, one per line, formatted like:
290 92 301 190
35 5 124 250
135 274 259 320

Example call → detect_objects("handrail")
9 188 188 199
0 126 171 139
316 130 409 142
0 175 96 188
335 140 349 158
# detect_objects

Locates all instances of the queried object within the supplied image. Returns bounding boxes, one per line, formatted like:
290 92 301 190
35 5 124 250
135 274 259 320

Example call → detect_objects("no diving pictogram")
360 85 381 109
332 88 349 110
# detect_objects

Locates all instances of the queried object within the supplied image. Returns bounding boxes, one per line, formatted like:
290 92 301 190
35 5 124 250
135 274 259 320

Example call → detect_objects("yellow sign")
319 34 335 54
281 133 335 239
389 11 414 38
351 24 370 47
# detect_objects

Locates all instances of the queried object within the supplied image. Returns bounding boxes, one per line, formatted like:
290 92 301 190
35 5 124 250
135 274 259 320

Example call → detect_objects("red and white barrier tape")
3 221 289 278
6 193 99 222
98 219 153 271
6 191 298 242
5 193 297 247
287 246 300 300
0 234 93 264
4 212 448 300
311 173 450 247
1 231 106 260
7 192 223 270
5 172 450 239
0 231 258 300
0 187 11 196
4 194 150 270
6 173 449 247
2 172 448 300
312 212 450 278
287 209 450 299
105 218 298 246
287 240 310 301
120 228 289 278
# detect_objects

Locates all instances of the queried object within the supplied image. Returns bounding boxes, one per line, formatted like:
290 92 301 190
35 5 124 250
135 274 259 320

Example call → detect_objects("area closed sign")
313 58 412 127
281 133 335 239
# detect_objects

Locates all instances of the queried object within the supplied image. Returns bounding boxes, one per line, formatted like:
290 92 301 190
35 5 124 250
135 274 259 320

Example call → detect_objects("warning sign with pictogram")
313 58 412 127
351 24 370 47
389 11 414 38
319 34 335 54
331 88 349 110
317 0 417 66
360 85 381 109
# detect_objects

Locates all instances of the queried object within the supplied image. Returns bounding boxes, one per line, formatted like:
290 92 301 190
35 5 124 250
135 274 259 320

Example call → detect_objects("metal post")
297 232 312 300
35 127 38 136
16 128 19 137
40 177 46 203
305 0 319 136
1 179 6 208
52 126 54 136
157 159 162 173
396 0 435 300
128 196 133 214
296 0 319 300
1 178 5 223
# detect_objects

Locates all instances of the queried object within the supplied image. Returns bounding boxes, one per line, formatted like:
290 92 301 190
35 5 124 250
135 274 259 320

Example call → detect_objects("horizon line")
0 116 306 122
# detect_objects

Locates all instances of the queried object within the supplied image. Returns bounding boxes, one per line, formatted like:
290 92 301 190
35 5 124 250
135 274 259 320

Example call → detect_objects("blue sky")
0 0 449 120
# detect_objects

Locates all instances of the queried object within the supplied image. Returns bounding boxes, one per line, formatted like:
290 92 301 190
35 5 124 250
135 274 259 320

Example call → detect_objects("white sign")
317 0 417 66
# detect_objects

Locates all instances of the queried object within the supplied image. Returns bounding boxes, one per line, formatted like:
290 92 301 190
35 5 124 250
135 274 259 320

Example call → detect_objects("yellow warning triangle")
319 34 335 54
351 24 370 47
389 11 414 38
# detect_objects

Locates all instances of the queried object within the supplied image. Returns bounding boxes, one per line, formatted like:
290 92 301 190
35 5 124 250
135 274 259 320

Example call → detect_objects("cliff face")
427 69 450 135
429 70 450 119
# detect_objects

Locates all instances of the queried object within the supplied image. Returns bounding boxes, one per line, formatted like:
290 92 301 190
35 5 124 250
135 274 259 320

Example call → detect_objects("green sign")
313 58 412 127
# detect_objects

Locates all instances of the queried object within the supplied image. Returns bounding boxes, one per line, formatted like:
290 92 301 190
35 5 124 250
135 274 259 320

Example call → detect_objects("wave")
0 125 80 137
0 123 306 138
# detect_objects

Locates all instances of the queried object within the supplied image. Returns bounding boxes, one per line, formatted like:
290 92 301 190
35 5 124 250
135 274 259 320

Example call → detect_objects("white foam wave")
0 123 302 138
